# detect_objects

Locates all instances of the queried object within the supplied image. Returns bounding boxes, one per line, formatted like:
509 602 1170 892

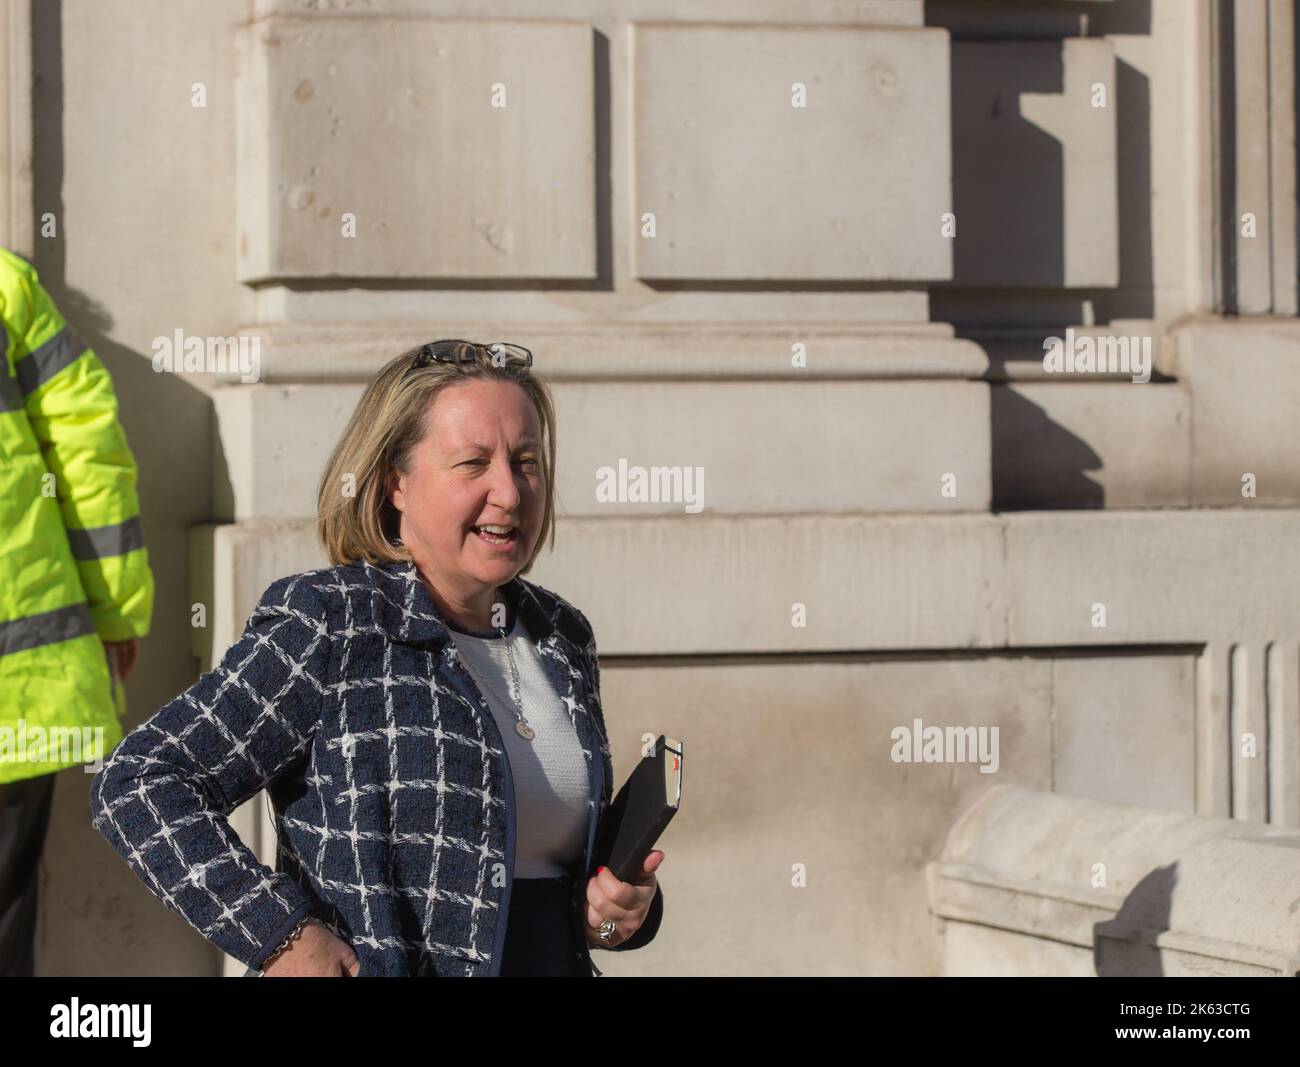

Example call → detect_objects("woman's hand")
261 919 361 977
583 850 664 949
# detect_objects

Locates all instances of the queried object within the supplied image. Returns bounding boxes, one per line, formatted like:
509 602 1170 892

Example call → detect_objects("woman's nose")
486 456 524 499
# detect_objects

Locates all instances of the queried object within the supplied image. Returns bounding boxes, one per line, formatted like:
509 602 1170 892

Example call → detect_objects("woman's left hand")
583 850 664 949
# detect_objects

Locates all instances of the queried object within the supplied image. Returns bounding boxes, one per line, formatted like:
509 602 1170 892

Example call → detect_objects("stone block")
236 16 597 281
630 22 951 281
992 381 1189 509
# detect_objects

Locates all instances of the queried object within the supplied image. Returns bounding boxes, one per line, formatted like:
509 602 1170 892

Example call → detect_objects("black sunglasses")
411 339 533 370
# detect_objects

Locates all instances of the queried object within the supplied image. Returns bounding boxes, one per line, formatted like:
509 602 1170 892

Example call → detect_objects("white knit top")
446 614 590 878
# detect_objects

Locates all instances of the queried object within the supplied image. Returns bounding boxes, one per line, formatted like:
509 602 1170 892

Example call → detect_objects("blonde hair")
316 344 557 572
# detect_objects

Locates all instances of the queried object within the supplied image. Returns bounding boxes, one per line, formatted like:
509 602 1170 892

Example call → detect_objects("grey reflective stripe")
0 370 21 412
0 602 96 657
0 329 21 413
15 325 86 395
67 515 145 560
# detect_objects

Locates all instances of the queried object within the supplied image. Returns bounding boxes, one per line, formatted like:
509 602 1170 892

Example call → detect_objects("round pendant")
516 720 536 741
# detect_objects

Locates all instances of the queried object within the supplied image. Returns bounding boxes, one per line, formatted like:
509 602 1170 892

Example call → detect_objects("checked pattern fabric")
88 559 658 976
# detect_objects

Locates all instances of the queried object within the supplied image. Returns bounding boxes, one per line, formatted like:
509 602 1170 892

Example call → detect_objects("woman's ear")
386 467 403 512
384 469 406 546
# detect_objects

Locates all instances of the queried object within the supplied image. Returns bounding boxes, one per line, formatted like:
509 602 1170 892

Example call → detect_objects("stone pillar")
1216 0 1297 314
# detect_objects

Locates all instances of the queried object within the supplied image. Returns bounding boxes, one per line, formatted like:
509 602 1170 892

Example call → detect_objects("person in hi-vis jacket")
0 246 154 975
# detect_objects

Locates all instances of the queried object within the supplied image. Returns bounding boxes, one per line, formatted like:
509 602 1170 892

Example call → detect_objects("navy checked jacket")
89 559 663 976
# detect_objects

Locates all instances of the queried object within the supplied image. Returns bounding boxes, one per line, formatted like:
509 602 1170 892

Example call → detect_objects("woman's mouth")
471 525 518 548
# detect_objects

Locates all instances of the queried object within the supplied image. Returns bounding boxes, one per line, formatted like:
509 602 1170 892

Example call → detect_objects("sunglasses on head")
410 339 533 370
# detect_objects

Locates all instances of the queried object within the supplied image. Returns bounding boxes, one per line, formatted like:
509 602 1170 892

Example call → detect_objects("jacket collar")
355 557 586 662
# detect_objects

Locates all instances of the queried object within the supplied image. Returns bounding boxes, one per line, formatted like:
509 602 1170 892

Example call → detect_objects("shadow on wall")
1092 56 1154 325
926 1 1160 513
931 1 1154 312
948 38 1065 288
30 0 219 976
1094 862 1174 977
991 386 1104 509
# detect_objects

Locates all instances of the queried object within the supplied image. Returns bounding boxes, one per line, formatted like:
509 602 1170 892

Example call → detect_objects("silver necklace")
457 616 536 742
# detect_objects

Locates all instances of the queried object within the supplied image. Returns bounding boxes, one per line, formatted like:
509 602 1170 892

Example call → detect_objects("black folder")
590 735 683 883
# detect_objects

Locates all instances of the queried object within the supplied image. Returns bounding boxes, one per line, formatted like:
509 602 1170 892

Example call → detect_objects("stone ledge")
222 321 983 383
193 509 1300 661
251 0 927 27
212 375 991 520
929 785 1300 976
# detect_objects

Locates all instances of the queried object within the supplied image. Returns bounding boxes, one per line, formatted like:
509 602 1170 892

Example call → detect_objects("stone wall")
7 0 1297 975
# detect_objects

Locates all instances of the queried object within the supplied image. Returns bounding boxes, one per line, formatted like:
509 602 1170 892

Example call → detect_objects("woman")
90 340 664 976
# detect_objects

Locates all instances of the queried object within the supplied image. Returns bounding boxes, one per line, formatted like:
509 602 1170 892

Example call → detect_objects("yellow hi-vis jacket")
0 247 153 784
